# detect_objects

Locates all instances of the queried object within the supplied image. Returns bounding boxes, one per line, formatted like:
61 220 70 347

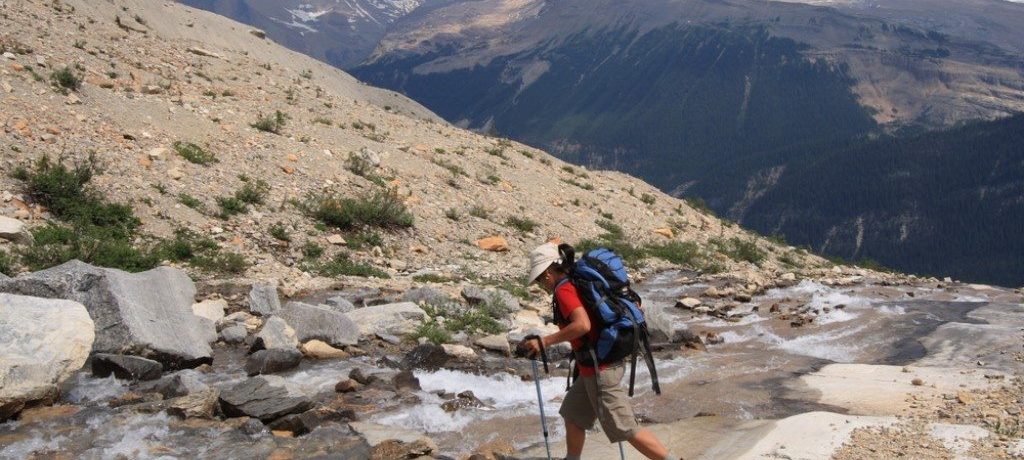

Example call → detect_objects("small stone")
675 297 701 309
186 47 222 59
475 236 509 252
167 168 184 180
250 29 267 39
334 379 360 393
956 391 973 405
911 378 924 386
148 147 168 160
300 340 349 359
652 228 674 238
441 344 477 360
326 234 346 245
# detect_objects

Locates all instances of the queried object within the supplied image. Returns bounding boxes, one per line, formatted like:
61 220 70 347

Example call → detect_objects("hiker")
520 242 681 460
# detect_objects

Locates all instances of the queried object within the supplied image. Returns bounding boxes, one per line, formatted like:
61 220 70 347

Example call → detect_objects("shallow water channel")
1 273 1019 459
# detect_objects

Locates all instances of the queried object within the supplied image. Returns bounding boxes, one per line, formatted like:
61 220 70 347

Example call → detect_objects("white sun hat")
526 242 561 286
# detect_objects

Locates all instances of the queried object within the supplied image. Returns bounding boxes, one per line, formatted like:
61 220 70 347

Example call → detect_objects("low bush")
305 252 389 278
251 110 288 134
646 241 701 266
302 189 413 230
505 216 538 233
50 66 81 92
172 141 217 165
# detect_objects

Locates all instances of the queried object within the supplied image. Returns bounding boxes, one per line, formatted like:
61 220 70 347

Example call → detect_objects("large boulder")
192 299 227 322
0 216 32 244
276 302 359 347
91 353 163 381
219 375 313 422
345 302 427 337
0 260 212 368
0 293 94 420
248 281 281 316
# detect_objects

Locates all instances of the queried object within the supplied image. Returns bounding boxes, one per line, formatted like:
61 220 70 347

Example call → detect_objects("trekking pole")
619 440 626 459
530 357 553 460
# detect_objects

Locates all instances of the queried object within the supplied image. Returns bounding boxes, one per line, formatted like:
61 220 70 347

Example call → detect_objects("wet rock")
140 370 208 398
220 325 248 344
249 317 298 353
704 332 724 345
461 286 520 314
219 375 313 422
349 421 437 459
249 281 281 316
245 349 302 376
323 295 356 313
92 354 163 381
267 406 356 436
108 391 161 408
300 340 349 359
345 301 427 337
391 370 420 391
401 287 450 305
335 379 361 393
675 297 701 309
403 343 450 370
239 417 266 436
474 334 511 355
441 390 485 412
166 387 220 419
0 261 212 368
349 368 382 386
277 302 359 347
0 293 94 421
733 292 753 303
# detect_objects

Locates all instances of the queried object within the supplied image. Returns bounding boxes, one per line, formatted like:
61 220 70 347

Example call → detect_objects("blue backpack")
554 244 661 396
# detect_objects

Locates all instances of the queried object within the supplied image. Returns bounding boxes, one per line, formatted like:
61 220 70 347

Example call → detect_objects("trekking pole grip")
524 334 549 374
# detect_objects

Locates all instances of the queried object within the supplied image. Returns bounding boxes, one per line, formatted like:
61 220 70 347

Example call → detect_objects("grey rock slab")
276 301 358 347
244 348 302 376
0 293 94 420
323 295 356 313
331 287 384 308
0 260 211 368
166 387 220 419
91 354 163 381
248 281 281 316
401 287 451 306
219 375 313 422
345 302 426 337
140 369 209 398
474 334 511 355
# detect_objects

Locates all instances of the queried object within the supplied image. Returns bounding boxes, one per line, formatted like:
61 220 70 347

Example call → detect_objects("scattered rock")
475 236 509 252
220 325 247 344
675 297 701 309
403 344 450 370
192 299 227 322
912 378 925 386
140 370 209 398
331 287 384 309
461 286 520 314
249 29 266 39
956 391 973 405
91 354 164 381
348 368 381 386
0 215 32 244
245 349 302 376
300 340 349 359
653 227 674 238
780 273 797 282
166 388 220 419
349 421 436 460
277 302 359 347
401 287 450 305
441 344 478 361
441 390 485 412
249 282 281 316
391 370 420 391
323 295 356 313
474 334 511 355
0 294 94 421
0 261 212 368
267 406 355 436
249 317 298 353
219 376 313 422
326 234 347 245
186 47 222 59
335 379 361 393
345 301 426 337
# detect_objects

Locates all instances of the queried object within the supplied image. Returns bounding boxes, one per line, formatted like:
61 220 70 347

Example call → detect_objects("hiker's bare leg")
628 428 671 460
565 419 586 457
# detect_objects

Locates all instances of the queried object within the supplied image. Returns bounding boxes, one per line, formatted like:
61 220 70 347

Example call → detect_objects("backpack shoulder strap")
551 278 572 325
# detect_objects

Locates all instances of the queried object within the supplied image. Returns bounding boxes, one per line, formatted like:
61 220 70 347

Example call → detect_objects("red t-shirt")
554 281 608 377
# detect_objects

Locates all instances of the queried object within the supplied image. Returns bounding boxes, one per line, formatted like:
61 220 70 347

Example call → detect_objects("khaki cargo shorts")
558 364 640 443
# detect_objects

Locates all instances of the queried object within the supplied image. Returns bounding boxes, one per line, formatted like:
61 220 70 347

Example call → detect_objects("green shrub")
21 156 138 237
251 110 288 134
301 241 324 260
646 241 701 266
595 219 625 240
235 179 270 205
468 205 489 219
216 196 246 219
269 222 290 241
0 250 14 276
345 152 374 178
640 193 656 205
19 224 159 273
562 178 594 190
345 231 383 250
50 67 81 92
153 228 248 274
178 193 203 210
716 237 766 265
444 208 461 221
302 189 413 230
412 273 454 283
505 216 538 233
305 252 388 278
172 141 217 165
411 321 452 345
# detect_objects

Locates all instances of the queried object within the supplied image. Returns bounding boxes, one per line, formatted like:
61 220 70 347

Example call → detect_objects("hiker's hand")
520 337 543 358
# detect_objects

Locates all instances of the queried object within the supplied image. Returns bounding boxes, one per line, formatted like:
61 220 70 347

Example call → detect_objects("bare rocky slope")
0 0 840 295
